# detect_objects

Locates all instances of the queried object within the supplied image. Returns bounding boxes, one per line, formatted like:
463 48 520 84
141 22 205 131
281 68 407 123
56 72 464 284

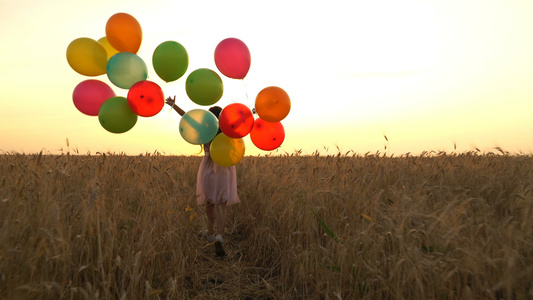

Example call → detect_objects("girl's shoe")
204 230 216 243
214 234 226 257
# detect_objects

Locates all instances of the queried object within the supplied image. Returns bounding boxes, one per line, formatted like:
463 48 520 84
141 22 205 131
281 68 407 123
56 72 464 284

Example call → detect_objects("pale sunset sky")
1 0 533 156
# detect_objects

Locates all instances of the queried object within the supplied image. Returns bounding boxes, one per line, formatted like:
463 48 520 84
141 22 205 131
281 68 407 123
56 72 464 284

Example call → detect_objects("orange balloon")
105 13 142 53
254 86 291 122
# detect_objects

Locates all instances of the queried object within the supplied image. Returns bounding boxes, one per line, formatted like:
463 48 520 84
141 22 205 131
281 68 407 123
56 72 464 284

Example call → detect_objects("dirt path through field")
186 230 273 299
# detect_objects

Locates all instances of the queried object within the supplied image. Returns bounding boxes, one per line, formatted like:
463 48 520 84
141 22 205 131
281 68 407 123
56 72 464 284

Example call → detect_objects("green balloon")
152 41 189 82
185 68 223 106
98 96 138 134
106 52 148 89
179 109 219 145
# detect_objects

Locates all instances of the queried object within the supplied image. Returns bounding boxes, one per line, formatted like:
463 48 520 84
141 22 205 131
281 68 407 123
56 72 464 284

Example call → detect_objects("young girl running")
166 96 240 256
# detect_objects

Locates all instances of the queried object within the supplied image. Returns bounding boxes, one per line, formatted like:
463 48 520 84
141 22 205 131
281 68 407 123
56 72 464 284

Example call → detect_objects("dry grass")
1 150 533 299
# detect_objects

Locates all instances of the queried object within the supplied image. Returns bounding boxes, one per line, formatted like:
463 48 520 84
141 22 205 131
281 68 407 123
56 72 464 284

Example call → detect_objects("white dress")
196 142 240 206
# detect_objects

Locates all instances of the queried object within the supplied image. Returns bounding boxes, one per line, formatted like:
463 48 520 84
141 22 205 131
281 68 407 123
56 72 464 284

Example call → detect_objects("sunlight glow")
1 0 533 155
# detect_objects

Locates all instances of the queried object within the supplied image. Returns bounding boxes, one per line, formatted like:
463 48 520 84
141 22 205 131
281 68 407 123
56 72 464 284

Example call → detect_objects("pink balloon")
219 103 254 138
73 80 116 116
214 38 251 79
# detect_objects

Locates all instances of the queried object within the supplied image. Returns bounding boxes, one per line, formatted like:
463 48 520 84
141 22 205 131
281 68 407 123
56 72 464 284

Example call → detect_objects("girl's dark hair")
209 106 222 119
209 106 223 135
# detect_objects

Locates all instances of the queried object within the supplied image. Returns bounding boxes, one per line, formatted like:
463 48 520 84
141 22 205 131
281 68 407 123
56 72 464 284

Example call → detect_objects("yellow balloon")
210 133 245 167
66 37 107 76
98 37 119 60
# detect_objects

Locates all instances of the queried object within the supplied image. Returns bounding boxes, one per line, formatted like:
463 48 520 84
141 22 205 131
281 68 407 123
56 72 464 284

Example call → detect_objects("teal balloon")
185 68 223 106
106 52 148 89
152 41 189 82
179 109 219 145
98 96 138 133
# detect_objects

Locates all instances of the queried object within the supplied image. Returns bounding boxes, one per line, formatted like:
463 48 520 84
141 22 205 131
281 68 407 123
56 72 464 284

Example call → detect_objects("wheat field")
1 150 532 299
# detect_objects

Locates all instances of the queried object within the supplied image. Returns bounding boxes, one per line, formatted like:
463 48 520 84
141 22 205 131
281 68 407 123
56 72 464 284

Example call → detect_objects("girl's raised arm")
165 96 185 116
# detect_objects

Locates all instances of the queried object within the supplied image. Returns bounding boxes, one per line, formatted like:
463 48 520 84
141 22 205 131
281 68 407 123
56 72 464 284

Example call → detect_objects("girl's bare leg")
216 202 228 236
205 204 215 235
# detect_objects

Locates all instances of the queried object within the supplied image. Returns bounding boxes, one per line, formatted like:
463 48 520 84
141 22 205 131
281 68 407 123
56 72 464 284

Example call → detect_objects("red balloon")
214 38 251 79
127 80 164 117
219 103 254 138
250 118 285 151
73 80 116 116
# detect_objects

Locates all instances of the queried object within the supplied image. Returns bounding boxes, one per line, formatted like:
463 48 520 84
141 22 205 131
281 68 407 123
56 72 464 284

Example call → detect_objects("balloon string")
165 95 175 117
165 95 185 117
241 79 249 103
241 79 256 116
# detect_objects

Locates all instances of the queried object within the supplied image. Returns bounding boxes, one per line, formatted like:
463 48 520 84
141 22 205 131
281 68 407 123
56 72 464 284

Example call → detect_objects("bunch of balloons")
66 13 290 167
67 13 184 133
